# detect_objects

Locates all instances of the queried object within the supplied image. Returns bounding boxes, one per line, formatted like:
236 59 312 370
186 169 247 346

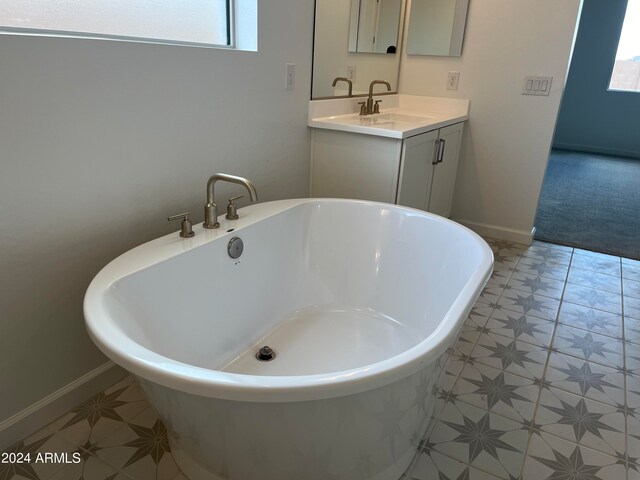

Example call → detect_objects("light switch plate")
285 63 295 90
522 76 552 96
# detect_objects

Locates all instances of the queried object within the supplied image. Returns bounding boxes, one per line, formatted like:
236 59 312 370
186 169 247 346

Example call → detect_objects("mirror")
348 0 403 54
406 0 469 56
312 0 405 99
311 0 470 99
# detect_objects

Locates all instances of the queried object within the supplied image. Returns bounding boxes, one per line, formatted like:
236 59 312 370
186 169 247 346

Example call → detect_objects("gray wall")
0 1 313 422
553 0 640 158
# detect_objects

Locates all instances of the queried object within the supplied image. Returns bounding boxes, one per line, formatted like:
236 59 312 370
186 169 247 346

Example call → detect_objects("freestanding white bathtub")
84 199 493 480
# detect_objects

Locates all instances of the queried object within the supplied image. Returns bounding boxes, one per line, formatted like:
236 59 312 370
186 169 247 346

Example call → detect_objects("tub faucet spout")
204 173 258 229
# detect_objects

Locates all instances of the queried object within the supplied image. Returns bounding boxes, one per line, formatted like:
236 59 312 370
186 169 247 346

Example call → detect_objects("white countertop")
308 94 469 139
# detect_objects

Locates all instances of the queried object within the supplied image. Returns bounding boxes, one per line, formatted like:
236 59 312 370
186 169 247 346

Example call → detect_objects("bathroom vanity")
309 94 468 217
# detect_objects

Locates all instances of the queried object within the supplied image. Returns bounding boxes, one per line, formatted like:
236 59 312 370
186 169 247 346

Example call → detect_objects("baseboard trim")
553 142 640 160
0 362 127 450
454 219 534 245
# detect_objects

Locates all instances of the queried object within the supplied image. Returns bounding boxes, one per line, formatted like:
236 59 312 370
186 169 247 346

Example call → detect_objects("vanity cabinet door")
428 123 464 218
310 129 403 203
396 130 439 210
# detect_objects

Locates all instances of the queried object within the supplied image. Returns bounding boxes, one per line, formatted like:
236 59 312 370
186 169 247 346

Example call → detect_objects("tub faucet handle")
226 195 244 220
167 212 195 238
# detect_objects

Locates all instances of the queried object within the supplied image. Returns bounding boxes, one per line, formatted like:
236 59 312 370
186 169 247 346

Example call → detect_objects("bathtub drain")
255 346 276 361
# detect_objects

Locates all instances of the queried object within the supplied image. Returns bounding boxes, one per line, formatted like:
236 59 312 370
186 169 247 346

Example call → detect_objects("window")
609 0 640 92
0 0 232 48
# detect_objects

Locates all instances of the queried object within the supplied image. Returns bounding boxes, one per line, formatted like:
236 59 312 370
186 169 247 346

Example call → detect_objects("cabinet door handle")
432 139 441 165
438 139 446 163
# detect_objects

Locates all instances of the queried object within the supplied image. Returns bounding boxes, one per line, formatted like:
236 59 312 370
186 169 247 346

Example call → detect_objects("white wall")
400 0 582 242
0 0 314 425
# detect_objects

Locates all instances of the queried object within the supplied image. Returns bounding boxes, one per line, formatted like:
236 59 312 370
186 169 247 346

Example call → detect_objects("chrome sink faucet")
365 80 391 115
204 173 258 229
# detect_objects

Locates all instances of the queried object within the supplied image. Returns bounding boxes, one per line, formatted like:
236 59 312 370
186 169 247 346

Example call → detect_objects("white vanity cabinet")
310 122 464 218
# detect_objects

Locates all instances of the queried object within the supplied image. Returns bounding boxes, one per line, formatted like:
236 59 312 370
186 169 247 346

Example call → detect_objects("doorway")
534 0 640 259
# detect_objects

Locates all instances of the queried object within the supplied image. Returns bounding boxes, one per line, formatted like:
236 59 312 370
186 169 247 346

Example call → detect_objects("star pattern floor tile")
409 447 501 480
522 432 626 480
514 257 569 281
497 289 561 321
571 255 621 277
552 324 625 369
623 264 640 283
626 297 640 321
563 284 622 315
567 268 622 295
469 332 550 380
626 373 640 409
625 343 640 374
521 249 572 266
545 352 626 407
535 387 626 456
484 309 555 347
427 401 529 479
451 362 540 424
557 302 622 339
624 278 640 300
506 270 566 299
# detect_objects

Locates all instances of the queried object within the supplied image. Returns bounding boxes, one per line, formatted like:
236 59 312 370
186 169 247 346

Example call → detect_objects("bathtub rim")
84 198 493 403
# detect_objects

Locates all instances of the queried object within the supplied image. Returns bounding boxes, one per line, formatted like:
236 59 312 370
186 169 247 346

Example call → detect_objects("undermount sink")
336 112 435 127
375 113 435 122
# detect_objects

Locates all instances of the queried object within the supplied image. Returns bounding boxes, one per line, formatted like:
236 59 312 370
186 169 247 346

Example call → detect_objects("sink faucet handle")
226 195 244 220
373 100 382 114
357 101 368 116
167 212 195 238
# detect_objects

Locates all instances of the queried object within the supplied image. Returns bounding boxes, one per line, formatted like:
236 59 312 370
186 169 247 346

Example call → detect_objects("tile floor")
1 376 184 480
405 238 640 480
3 238 640 480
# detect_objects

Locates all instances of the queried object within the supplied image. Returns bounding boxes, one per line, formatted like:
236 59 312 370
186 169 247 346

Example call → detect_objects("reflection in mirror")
406 0 469 56
312 0 405 99
348 0 403 54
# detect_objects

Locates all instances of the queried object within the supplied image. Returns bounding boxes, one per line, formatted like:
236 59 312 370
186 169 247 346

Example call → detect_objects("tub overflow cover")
228 237 244 259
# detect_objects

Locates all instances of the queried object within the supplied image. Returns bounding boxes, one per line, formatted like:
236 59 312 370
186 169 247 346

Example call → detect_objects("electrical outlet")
347 65 356 82
285 63 295 90
447 71 460 90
